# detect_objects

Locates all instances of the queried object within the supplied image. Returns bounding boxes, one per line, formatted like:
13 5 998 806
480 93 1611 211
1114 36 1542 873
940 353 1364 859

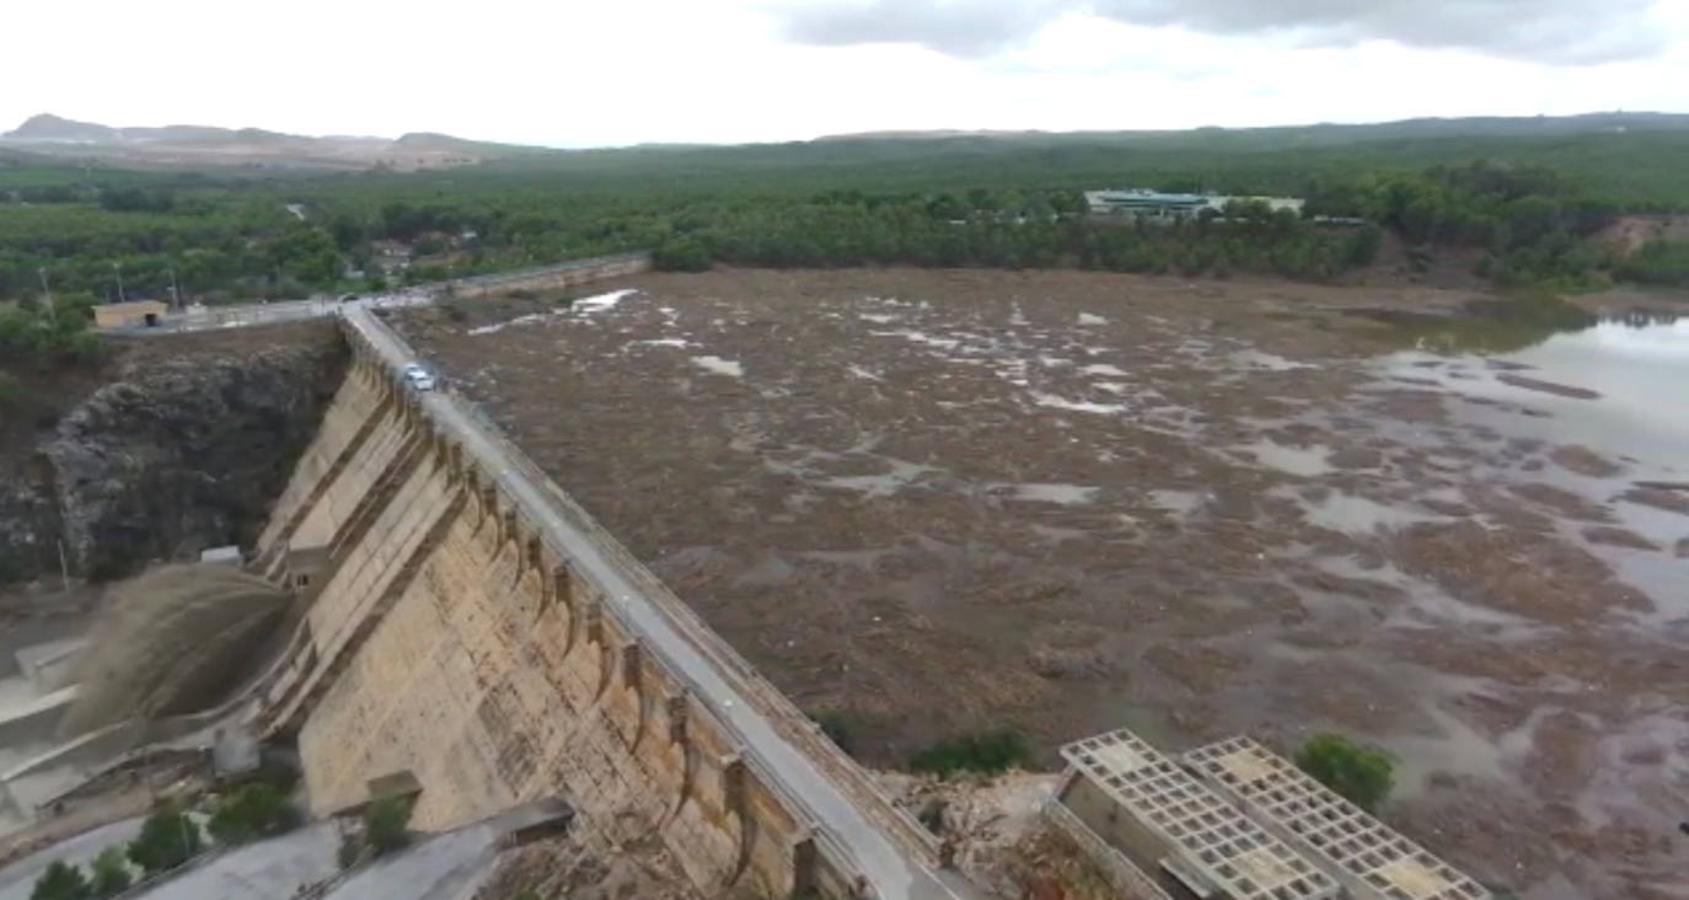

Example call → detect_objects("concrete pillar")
447 443 465 482
721 753 746 820
665 691 689 745
583 596 603 646
550 564 574 613
524 535 543 577
620 640 642 693
790 828 819 898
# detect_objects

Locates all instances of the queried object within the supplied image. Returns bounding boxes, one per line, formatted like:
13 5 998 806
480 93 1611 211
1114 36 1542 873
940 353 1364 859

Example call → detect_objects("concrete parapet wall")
252 316 937 898
447 253 651 299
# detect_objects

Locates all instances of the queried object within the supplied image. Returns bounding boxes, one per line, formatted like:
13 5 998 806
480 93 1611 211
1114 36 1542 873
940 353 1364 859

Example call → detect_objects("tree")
208 783 302 845
127 804 204 875
1296 733 1394 811
88 848 131 898
29 861 91 900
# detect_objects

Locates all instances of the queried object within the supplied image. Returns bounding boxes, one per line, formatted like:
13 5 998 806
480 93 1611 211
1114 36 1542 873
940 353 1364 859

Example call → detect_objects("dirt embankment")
0 321 345 586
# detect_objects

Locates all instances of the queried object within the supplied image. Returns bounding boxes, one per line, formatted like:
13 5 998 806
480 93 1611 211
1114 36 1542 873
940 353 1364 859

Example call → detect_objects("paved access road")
344 308 979 900
98 292 433 337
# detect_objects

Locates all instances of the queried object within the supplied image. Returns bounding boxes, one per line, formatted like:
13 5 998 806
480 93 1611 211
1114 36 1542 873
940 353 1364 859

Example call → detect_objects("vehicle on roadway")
403 362 437 391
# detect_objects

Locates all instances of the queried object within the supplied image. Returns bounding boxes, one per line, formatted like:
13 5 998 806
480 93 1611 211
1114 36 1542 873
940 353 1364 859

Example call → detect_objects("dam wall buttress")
252 316 940 899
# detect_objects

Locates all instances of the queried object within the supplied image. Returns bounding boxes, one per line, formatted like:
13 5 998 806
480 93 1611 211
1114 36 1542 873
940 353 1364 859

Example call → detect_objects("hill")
0 113 533 172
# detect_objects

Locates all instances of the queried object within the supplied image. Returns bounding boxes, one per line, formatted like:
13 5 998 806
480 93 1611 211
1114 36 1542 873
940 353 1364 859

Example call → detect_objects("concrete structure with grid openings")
1185 737 1490 900
1058 728 1340 900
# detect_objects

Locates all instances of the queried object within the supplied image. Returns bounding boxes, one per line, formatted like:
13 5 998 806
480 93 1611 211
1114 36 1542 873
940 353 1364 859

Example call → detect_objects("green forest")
3 117 1688 310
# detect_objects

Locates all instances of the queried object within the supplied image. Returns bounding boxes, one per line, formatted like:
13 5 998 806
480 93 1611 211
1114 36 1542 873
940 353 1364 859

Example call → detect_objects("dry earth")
396 268 1689 899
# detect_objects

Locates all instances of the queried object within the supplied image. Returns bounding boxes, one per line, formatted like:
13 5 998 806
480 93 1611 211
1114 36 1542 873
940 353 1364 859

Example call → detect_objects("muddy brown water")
396 270 1688 899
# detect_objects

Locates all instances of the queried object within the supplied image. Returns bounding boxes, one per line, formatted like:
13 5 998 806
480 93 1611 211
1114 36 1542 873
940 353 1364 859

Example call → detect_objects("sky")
4 0 1687 147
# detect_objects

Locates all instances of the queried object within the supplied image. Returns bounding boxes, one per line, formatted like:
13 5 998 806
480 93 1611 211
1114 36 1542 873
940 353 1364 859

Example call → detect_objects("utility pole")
38 268 60 329
168 267 183 311
113 262 127 303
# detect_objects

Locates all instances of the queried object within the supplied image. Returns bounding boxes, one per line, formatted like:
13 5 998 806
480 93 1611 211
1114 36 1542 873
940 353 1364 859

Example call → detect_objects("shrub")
88 848 131 898
127 803 204 875
916 798 948 834
653 238 712 272
908 729 1031 779
1296 733 1394 811
208 783 302 845
809 710 855 755
337 830 364 870
363 795 414 857
0 371 22 412
30 861 90 900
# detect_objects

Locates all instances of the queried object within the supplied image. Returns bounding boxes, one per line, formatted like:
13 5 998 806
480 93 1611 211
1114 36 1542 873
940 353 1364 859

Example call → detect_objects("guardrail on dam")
248 307 975 899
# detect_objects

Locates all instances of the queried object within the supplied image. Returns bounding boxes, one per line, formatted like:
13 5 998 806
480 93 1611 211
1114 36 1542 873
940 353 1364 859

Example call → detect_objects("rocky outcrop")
0 337 345 584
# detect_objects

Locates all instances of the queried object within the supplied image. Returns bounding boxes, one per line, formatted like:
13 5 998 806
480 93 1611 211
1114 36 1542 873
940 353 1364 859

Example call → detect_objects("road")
97 252 650 338
98 292 433 337
344 308 978 900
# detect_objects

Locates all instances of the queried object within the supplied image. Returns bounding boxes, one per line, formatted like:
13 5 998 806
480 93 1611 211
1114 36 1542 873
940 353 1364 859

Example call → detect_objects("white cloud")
0 0 1684 146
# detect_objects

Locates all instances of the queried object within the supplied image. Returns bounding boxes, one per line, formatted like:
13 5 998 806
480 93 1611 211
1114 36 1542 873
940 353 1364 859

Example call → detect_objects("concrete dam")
246 306 970 899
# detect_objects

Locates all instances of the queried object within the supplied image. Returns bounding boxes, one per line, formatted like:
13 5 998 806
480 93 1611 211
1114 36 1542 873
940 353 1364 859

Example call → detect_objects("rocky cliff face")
0 332 345 584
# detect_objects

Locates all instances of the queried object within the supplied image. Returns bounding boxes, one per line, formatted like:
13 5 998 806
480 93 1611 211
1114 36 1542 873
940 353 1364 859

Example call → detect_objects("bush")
0 371 22 412
30 861 90 900
208 783 302 845
127 803 204 875
363 795 414 857
809 710 855 755
1296 733 1394 811
653 238 712 272
908 729 1031 779
88 848 131 898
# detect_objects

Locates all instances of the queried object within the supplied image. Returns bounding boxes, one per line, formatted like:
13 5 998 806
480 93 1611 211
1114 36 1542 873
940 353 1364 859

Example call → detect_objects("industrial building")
1050 728 1490 900
1085 189 1306 222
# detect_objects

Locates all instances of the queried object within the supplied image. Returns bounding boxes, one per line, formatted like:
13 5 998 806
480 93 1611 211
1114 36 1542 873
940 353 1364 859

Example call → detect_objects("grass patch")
1295 733 1394 812
908 729 1031 779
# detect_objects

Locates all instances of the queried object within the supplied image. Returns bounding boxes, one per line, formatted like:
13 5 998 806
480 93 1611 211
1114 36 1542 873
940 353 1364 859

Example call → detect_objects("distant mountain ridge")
814 111 1689 143
5 110 1689 174
0 113 532 172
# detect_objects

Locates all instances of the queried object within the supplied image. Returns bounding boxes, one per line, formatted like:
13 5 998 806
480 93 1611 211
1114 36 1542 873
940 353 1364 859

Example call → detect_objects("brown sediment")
1550 444 1624 477
1581 525 1663 551
1497 374 1602 400
395 267 1687 898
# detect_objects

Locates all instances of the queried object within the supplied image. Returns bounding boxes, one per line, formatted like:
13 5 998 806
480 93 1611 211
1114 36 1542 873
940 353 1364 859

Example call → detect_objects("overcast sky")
4 0 1687 147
